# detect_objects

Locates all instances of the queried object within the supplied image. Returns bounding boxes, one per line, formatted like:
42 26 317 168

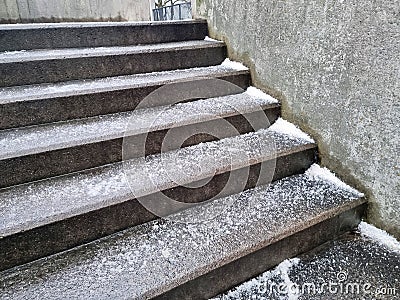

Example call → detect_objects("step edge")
0 138 315 238
147 199 366 298
0 68 250 104
0 100 280 160
0 19 208 31
0 40 225 64
0 176 365 298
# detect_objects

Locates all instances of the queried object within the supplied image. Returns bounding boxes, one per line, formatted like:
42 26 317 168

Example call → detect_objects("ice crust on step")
358 222 400 253
269 118 314 143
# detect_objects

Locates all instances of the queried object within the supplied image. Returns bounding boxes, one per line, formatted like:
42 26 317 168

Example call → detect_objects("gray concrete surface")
196 0 400 239
0 0 151 23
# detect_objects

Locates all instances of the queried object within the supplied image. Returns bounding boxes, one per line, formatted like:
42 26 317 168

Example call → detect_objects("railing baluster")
152 1 191 21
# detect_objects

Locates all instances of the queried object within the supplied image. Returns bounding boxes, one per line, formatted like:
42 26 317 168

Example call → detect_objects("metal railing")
153 2 192 21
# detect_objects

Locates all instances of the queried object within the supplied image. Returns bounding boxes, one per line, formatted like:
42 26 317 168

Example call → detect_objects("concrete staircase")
0 20 366 299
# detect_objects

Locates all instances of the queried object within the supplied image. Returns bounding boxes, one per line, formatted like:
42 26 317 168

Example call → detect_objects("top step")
0 20 208 51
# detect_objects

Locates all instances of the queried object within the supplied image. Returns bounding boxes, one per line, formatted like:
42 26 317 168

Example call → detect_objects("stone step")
0 126 317 271
0 64 250 129
213 225 400 299
0 168 366 299
0 20 208 52
0 90 281 188
0 40 226 87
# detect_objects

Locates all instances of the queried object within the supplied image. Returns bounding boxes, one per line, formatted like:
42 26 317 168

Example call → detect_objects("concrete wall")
0 0 151 23
196 0 400 238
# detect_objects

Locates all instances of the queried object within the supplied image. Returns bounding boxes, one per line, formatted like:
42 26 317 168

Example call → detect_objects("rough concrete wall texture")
0 0 151 22
196 0 400 238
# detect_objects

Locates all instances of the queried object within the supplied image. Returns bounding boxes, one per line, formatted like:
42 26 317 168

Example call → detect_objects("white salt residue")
358 222 400 253
245 86 279 103
305 164 363 196
204 36 220 42
221 58 248 71
269 118 314 143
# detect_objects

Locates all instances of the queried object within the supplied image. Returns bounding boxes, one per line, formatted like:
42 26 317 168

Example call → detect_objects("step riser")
0 148 316 271
155 204 367 300
0 72 250 130
0 21 209 51
0 107 280 188
0 45 227 87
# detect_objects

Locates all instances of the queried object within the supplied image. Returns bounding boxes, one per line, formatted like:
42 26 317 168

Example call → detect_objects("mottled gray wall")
0 0 151 23
196 0 400 238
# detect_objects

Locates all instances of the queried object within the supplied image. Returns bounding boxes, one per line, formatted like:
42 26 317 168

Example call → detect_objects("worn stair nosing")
0 172 365 299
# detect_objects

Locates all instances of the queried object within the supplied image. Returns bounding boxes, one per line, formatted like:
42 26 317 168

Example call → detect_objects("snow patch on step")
305 164 363 196
205 36 220 42
245 86 279 103
358 222 400 253
212 258 301 300
278 258 301 300
269 118 314 143
221 58 248 71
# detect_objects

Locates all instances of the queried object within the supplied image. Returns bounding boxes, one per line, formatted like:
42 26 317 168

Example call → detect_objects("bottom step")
0 165 365 300
214 224 400 299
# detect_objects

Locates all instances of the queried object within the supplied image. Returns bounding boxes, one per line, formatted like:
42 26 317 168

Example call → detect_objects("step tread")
213 229 400 299
0 168 365 299
0 127 315 238
0 64 248 104
0 90 279 160
0 40 224 64
0 19 207 31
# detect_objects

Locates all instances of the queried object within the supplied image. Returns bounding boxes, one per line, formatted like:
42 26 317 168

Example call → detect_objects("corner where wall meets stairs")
195 0 400 240
0 19 366 299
